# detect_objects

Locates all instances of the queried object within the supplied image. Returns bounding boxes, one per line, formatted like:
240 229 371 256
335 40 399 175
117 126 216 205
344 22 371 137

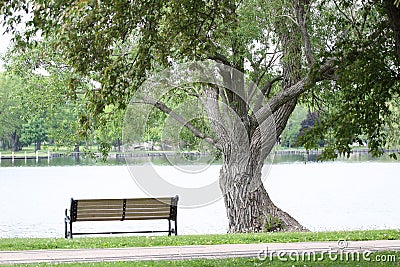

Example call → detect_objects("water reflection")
273 151 398 163
0 150 398 167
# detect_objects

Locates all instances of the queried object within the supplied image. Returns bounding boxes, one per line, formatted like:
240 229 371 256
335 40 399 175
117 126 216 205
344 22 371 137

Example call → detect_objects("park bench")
64 195 179 238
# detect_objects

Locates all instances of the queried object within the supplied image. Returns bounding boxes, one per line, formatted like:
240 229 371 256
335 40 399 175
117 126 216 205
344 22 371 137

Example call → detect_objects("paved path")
0 240 399 265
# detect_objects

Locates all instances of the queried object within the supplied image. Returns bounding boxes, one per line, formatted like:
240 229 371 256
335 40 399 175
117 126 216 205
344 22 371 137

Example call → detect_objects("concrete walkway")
0 240 399 265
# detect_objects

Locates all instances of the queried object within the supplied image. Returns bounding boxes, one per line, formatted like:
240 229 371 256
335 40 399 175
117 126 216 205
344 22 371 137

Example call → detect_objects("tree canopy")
1 35 127 153
1 0 398 158
1 0 399 232
0 72 24 150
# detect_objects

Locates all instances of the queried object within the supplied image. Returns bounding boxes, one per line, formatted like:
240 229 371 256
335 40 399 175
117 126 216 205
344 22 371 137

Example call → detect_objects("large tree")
0 72 24 151
1 42 81 151
1 0 399 232
2 35 122 153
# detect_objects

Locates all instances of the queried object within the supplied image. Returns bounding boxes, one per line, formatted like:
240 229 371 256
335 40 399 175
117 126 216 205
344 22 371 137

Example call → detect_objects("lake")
0 154 399 238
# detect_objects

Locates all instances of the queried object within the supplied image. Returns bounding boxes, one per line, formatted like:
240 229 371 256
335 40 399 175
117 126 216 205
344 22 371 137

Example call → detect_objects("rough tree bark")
219 130 306 232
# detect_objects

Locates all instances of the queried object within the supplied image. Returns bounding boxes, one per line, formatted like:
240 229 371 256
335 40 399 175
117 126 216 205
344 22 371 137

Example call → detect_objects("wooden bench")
64 196 179 238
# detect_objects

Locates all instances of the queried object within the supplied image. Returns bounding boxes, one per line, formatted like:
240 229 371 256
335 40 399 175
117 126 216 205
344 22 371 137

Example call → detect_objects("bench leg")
168 219 177 236
64 221 73 239
64 220 68 238
65 209 73 239
69 221 73 239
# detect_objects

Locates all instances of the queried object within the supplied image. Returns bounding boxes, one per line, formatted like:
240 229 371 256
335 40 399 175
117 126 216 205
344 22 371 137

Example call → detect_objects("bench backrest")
69 196 178 222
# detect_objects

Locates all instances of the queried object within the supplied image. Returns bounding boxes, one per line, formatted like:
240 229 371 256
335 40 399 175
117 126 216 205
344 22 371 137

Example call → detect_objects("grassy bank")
0 229 399 251
4 251 400 266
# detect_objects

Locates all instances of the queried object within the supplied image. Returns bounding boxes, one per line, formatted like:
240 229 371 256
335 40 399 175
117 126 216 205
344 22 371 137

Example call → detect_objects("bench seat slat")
75 213 123 219
77 208 123 212
76 216 170 222
76 211 123 216
76 207 170 212
77 206 123 210
126 203 170 208
76 212 171 221
124 212 171 218
123 216 170 220
125 199 171 205
76 217 123 221
125 208 170 213
76 210 170 217
77 201 122 205
77 200 123 205
76 198 171 203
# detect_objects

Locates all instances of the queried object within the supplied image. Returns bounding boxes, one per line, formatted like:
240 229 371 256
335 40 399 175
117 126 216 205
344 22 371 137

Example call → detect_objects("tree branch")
293 0 314 66
137 96 218 147
209 52 232 67
253 75 283 113
261 75 283 97
214 85 234 130
201 85 232 146
253 58 336 124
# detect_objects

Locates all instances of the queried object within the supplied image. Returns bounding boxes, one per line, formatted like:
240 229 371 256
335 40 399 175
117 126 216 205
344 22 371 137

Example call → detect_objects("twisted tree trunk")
217 1 308 232
219 140 306 232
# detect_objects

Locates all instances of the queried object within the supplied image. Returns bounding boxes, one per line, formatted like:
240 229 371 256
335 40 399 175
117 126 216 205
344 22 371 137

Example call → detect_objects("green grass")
3 251 400 266
0 230 399 251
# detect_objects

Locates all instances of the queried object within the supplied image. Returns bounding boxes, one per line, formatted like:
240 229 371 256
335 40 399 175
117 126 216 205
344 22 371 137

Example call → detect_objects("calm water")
0 150 398 167
0 154 399 238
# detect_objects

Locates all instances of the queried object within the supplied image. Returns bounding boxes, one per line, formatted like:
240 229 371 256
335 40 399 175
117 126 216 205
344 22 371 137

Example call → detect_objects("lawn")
0 229 399 251
3 251 400 266
1 230 399 266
